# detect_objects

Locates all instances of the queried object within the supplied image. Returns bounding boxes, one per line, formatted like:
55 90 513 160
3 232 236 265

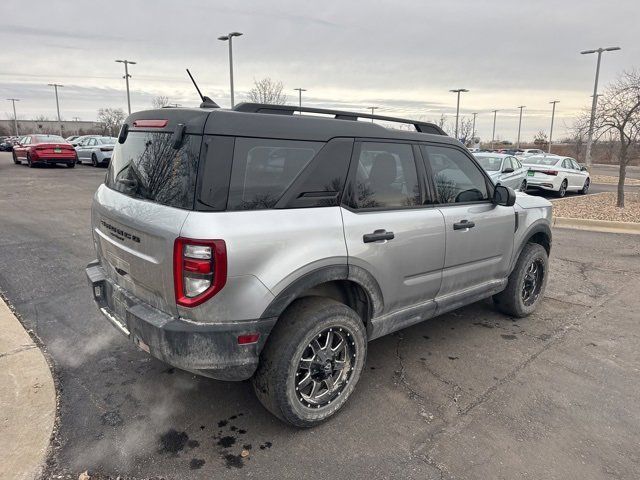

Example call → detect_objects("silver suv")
86 103 552 427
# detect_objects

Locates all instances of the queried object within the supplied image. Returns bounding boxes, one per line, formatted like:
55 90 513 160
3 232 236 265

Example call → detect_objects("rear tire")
67 162 75 168
519 179 527 191
580 178 590 194
12 152 20 164
493 243 548 318
556 179 567 198
27 154 33 168
252 297 367 427
91 153 98 167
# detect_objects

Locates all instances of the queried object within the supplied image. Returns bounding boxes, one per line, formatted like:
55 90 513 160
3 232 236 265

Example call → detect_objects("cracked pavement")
1 154 639 479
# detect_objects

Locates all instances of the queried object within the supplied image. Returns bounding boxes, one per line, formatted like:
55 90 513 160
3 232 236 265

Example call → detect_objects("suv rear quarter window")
227 138 323 210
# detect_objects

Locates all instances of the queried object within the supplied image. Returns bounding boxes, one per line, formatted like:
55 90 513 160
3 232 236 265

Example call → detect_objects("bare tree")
533 130 548 149
595 69 640 208
34 114 50 122
567 112 591 160
248 78 287 105
458 117 473 145
97 108 126 136
152 96 170 108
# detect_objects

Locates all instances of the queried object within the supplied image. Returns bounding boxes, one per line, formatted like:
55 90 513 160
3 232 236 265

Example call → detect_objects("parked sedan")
473 152 528 191
75 136 117 166
12 134 77 168
522 154 590 197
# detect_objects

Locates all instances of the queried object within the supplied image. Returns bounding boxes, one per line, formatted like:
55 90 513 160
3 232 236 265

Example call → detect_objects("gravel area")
590 174 640 186
553 192 640 223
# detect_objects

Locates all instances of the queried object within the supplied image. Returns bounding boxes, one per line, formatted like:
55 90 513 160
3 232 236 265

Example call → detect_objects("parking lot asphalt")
1 153 639 479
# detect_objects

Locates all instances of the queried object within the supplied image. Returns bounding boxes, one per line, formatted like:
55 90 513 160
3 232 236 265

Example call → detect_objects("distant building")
0 119 105 137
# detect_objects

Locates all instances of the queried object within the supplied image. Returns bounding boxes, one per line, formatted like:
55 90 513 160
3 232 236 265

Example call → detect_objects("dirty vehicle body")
86 103 553 426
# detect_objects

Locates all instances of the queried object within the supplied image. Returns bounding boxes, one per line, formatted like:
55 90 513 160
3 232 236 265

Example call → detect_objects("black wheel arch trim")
260 264 384 321
510 220 552 272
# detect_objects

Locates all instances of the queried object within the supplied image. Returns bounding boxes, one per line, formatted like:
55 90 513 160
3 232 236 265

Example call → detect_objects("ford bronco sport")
86 102 552 427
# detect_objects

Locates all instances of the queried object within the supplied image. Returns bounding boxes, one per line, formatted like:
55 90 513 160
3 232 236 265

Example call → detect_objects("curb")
0 297 56 480
553 216 640 235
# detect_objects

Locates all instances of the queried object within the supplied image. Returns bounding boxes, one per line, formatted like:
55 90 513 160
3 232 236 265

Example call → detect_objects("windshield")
524 156 559 166
34 135 65 143
475 156 503 172
105 131 201 210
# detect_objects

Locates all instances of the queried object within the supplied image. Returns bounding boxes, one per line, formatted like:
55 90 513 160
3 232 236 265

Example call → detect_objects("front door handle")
453 220 475 230
363 229 395 243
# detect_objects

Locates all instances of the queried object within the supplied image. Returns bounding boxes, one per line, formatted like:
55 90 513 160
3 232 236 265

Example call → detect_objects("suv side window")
228 138 323 211
348 142 421 210
421 145 490 204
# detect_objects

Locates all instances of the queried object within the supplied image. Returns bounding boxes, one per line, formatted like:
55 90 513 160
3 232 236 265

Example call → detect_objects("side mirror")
493 185 516 206
502 167 514 173
580 166 588 172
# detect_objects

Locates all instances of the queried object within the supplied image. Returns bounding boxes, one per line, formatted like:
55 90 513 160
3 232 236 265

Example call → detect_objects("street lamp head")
605 46 621 51
550 100 560 104
218 35 229 41
229 32 243 37
449 88 469 93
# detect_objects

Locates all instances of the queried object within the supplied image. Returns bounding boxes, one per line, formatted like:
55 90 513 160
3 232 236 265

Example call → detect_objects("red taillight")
541 170 558 176
237 333 260 345
173 238 227 307
133 119 168 128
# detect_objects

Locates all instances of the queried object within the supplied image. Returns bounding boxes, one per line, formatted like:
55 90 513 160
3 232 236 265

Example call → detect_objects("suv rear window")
105 131 202 210
227 138 323 210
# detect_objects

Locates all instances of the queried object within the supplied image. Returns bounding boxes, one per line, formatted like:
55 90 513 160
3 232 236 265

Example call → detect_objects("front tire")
493 243 548 318
580 178 590 194
253 297 367 427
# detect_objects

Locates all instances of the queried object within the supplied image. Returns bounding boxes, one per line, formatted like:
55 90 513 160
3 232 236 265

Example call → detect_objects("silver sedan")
75 136 117 167
474 152 529 191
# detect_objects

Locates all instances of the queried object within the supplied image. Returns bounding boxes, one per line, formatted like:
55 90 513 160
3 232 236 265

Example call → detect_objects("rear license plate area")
527 171 535 177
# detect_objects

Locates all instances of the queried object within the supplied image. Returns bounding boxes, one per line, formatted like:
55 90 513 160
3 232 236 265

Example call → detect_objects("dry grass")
590 175 640 186
553 192 640 223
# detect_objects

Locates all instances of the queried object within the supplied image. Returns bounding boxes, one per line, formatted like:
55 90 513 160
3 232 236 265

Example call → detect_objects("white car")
474 152 529 191
518 149 544 157
522 155 590 197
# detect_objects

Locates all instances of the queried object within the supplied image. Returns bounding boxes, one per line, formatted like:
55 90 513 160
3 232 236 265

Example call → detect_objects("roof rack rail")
233 103 447 136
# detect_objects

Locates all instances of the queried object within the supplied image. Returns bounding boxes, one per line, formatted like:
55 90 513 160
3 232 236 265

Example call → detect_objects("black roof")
125 103 459 146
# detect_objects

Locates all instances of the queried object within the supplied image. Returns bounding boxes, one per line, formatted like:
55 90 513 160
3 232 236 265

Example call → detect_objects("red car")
12 134 77 168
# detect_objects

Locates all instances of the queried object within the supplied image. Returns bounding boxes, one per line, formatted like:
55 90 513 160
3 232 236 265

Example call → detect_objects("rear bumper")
526 176 561 191
86 260 276 381
34 156 76 164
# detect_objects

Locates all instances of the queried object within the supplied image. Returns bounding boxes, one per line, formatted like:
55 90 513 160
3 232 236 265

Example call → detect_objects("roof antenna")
186 68 219 108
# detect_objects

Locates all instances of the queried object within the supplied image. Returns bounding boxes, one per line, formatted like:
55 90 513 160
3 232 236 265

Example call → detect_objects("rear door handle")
363 229 395 243
453 220 475 230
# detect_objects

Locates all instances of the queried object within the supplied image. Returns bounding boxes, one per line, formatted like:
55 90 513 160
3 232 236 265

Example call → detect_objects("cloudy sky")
2 0 638 141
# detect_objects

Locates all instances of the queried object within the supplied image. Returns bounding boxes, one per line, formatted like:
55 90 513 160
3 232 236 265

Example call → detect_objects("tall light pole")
581 46 621 166
294 88 306 113
491 109 499 150
7 98 20 136
516 105 526 149
449 88 469 139
115 59 137 115
471 112 478 145
47 83 64 135
368 106 378 123
218 32 243 108
548 100 559 153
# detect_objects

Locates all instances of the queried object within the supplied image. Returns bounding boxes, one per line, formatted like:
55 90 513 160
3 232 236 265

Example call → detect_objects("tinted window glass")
105 131 202 210
34 135 64 143
228 138 322 210
351 142 420 209
422 145 489 204
475 155 503 172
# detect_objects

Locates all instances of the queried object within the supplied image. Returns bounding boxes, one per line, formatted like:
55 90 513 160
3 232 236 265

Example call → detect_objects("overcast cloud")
2 0 638 141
